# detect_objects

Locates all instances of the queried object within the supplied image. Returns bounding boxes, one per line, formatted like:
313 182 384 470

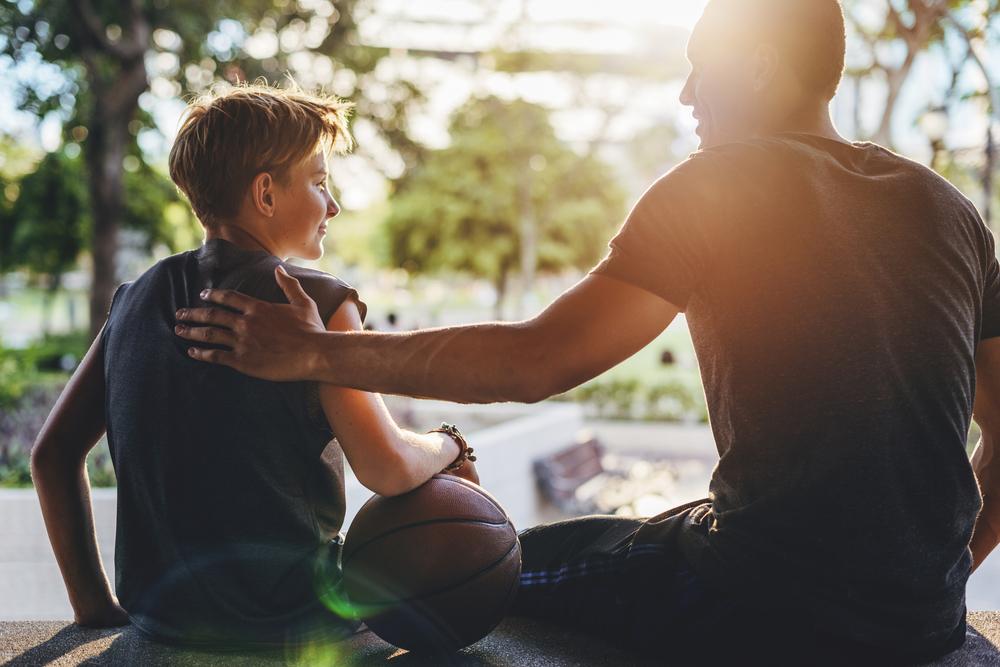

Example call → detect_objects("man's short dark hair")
716 0 847 101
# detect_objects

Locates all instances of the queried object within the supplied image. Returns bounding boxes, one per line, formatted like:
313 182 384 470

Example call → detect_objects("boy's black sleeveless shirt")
101 238 367 647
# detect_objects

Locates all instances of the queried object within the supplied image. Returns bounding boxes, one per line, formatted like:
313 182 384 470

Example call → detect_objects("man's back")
102 238 363 646
593 132 990 653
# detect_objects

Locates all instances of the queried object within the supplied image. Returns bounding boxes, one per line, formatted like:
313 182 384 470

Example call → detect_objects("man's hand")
175 265 326 381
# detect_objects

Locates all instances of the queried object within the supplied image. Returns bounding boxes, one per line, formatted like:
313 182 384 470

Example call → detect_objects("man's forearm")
306 321 562 404
970 436 1000 573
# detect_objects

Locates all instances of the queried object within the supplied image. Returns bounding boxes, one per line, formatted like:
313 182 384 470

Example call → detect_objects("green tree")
6 151 88 334
1 0 416 339
384 96 626 319
2 149 183 333
843 0 998 148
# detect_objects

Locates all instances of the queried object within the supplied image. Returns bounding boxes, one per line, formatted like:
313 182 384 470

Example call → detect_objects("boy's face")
271 150 340 261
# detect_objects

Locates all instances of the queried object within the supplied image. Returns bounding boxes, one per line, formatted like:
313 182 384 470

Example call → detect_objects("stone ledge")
1 613 998 666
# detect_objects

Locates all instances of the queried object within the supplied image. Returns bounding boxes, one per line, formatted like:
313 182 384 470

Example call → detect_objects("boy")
30 81 478 648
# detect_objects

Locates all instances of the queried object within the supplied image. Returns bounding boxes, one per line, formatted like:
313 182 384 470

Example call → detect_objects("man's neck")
765 103 850 145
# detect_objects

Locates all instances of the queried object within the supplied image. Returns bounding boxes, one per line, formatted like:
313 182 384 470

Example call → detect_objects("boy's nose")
327 196 340 218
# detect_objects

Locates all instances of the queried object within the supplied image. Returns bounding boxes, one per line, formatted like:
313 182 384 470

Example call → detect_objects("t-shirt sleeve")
107 281 133 319
980 224 1000 340
284 270 368 439
589 153 717 311
295 273 368 327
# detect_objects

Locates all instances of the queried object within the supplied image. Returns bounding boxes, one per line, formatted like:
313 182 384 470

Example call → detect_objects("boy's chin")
286 245 324 262
304 247 324 261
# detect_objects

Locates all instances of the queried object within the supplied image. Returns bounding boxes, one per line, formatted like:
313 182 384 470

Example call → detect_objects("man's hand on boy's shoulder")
175 265 327 382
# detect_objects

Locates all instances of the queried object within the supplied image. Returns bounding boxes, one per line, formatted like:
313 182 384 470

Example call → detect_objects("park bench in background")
533 437 689 517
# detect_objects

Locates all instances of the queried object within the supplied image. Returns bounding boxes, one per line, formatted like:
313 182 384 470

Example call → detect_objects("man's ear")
250 172 276 218
751 43 780 93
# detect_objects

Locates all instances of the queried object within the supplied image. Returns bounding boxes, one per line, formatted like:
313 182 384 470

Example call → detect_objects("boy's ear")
250 172 276 217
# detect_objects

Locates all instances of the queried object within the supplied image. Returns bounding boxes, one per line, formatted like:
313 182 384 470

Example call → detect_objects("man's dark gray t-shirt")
102 238 367 646
591 132 999 654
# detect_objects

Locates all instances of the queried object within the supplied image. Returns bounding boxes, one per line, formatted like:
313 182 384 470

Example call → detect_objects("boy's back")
103 238 365 646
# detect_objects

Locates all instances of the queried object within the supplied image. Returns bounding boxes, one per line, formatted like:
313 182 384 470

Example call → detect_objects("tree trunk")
68 0 150 341
494 265 509 321
85 108 124 340
984 122 995 230
83 55 148 341
872 52 916 148
515 171 537 321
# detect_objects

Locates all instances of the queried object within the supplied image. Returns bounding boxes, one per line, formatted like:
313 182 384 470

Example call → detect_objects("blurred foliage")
842 0 999 149
560 377 708 423
0 150 188 274
0 331 116 488
0 332 88 410
384 96 626 312
1 151 88 282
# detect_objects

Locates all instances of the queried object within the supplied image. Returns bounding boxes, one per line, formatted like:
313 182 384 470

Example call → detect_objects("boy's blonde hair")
168 79 353 226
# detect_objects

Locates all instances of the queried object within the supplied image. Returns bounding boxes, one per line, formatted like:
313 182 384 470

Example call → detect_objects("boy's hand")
443 458 480 486
175 265 326 381
75 600 130 629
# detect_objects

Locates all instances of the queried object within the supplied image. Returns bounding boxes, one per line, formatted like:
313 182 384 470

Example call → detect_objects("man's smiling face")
679 2 763 150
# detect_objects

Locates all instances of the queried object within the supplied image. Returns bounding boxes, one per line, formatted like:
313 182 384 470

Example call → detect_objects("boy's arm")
30 324 129 627
971 337 1000 573
316 299 476 496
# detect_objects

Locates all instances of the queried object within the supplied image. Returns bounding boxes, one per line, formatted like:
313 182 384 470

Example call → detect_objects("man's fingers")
186 346 237 367
175 306 239 329
275 265 314 308
174 323 237 348
197 288 260 313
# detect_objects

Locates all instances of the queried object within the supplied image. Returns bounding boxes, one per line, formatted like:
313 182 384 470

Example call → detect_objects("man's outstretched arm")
174 266 680 404
971 337 1000 573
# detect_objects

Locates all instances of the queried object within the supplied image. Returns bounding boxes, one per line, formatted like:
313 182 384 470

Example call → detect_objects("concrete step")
2 613 998 666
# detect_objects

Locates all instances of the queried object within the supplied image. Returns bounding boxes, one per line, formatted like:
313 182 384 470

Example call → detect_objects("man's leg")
509 514 738 659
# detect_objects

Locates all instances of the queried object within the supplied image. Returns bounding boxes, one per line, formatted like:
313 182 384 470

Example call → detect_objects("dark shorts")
509 514 964 666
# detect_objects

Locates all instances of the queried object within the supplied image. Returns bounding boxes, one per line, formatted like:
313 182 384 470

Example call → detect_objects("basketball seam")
347 538 521 606
342 517 512 567
431 475 510 519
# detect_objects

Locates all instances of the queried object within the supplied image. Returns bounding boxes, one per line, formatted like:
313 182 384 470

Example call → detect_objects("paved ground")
1 614 998 666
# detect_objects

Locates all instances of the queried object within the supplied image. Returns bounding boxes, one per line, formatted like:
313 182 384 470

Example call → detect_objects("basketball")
341 474 522 653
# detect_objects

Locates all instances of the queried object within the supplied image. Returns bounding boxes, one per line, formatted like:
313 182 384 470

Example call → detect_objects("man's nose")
679 74 695 107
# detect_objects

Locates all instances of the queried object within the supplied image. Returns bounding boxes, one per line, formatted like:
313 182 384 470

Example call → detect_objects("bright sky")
526 0 709 29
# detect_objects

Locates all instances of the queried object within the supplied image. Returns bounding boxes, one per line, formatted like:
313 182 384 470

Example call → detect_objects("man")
175 0 1000 663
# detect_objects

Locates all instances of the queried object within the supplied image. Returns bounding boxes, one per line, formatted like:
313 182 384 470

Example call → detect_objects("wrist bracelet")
429 422 476 472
